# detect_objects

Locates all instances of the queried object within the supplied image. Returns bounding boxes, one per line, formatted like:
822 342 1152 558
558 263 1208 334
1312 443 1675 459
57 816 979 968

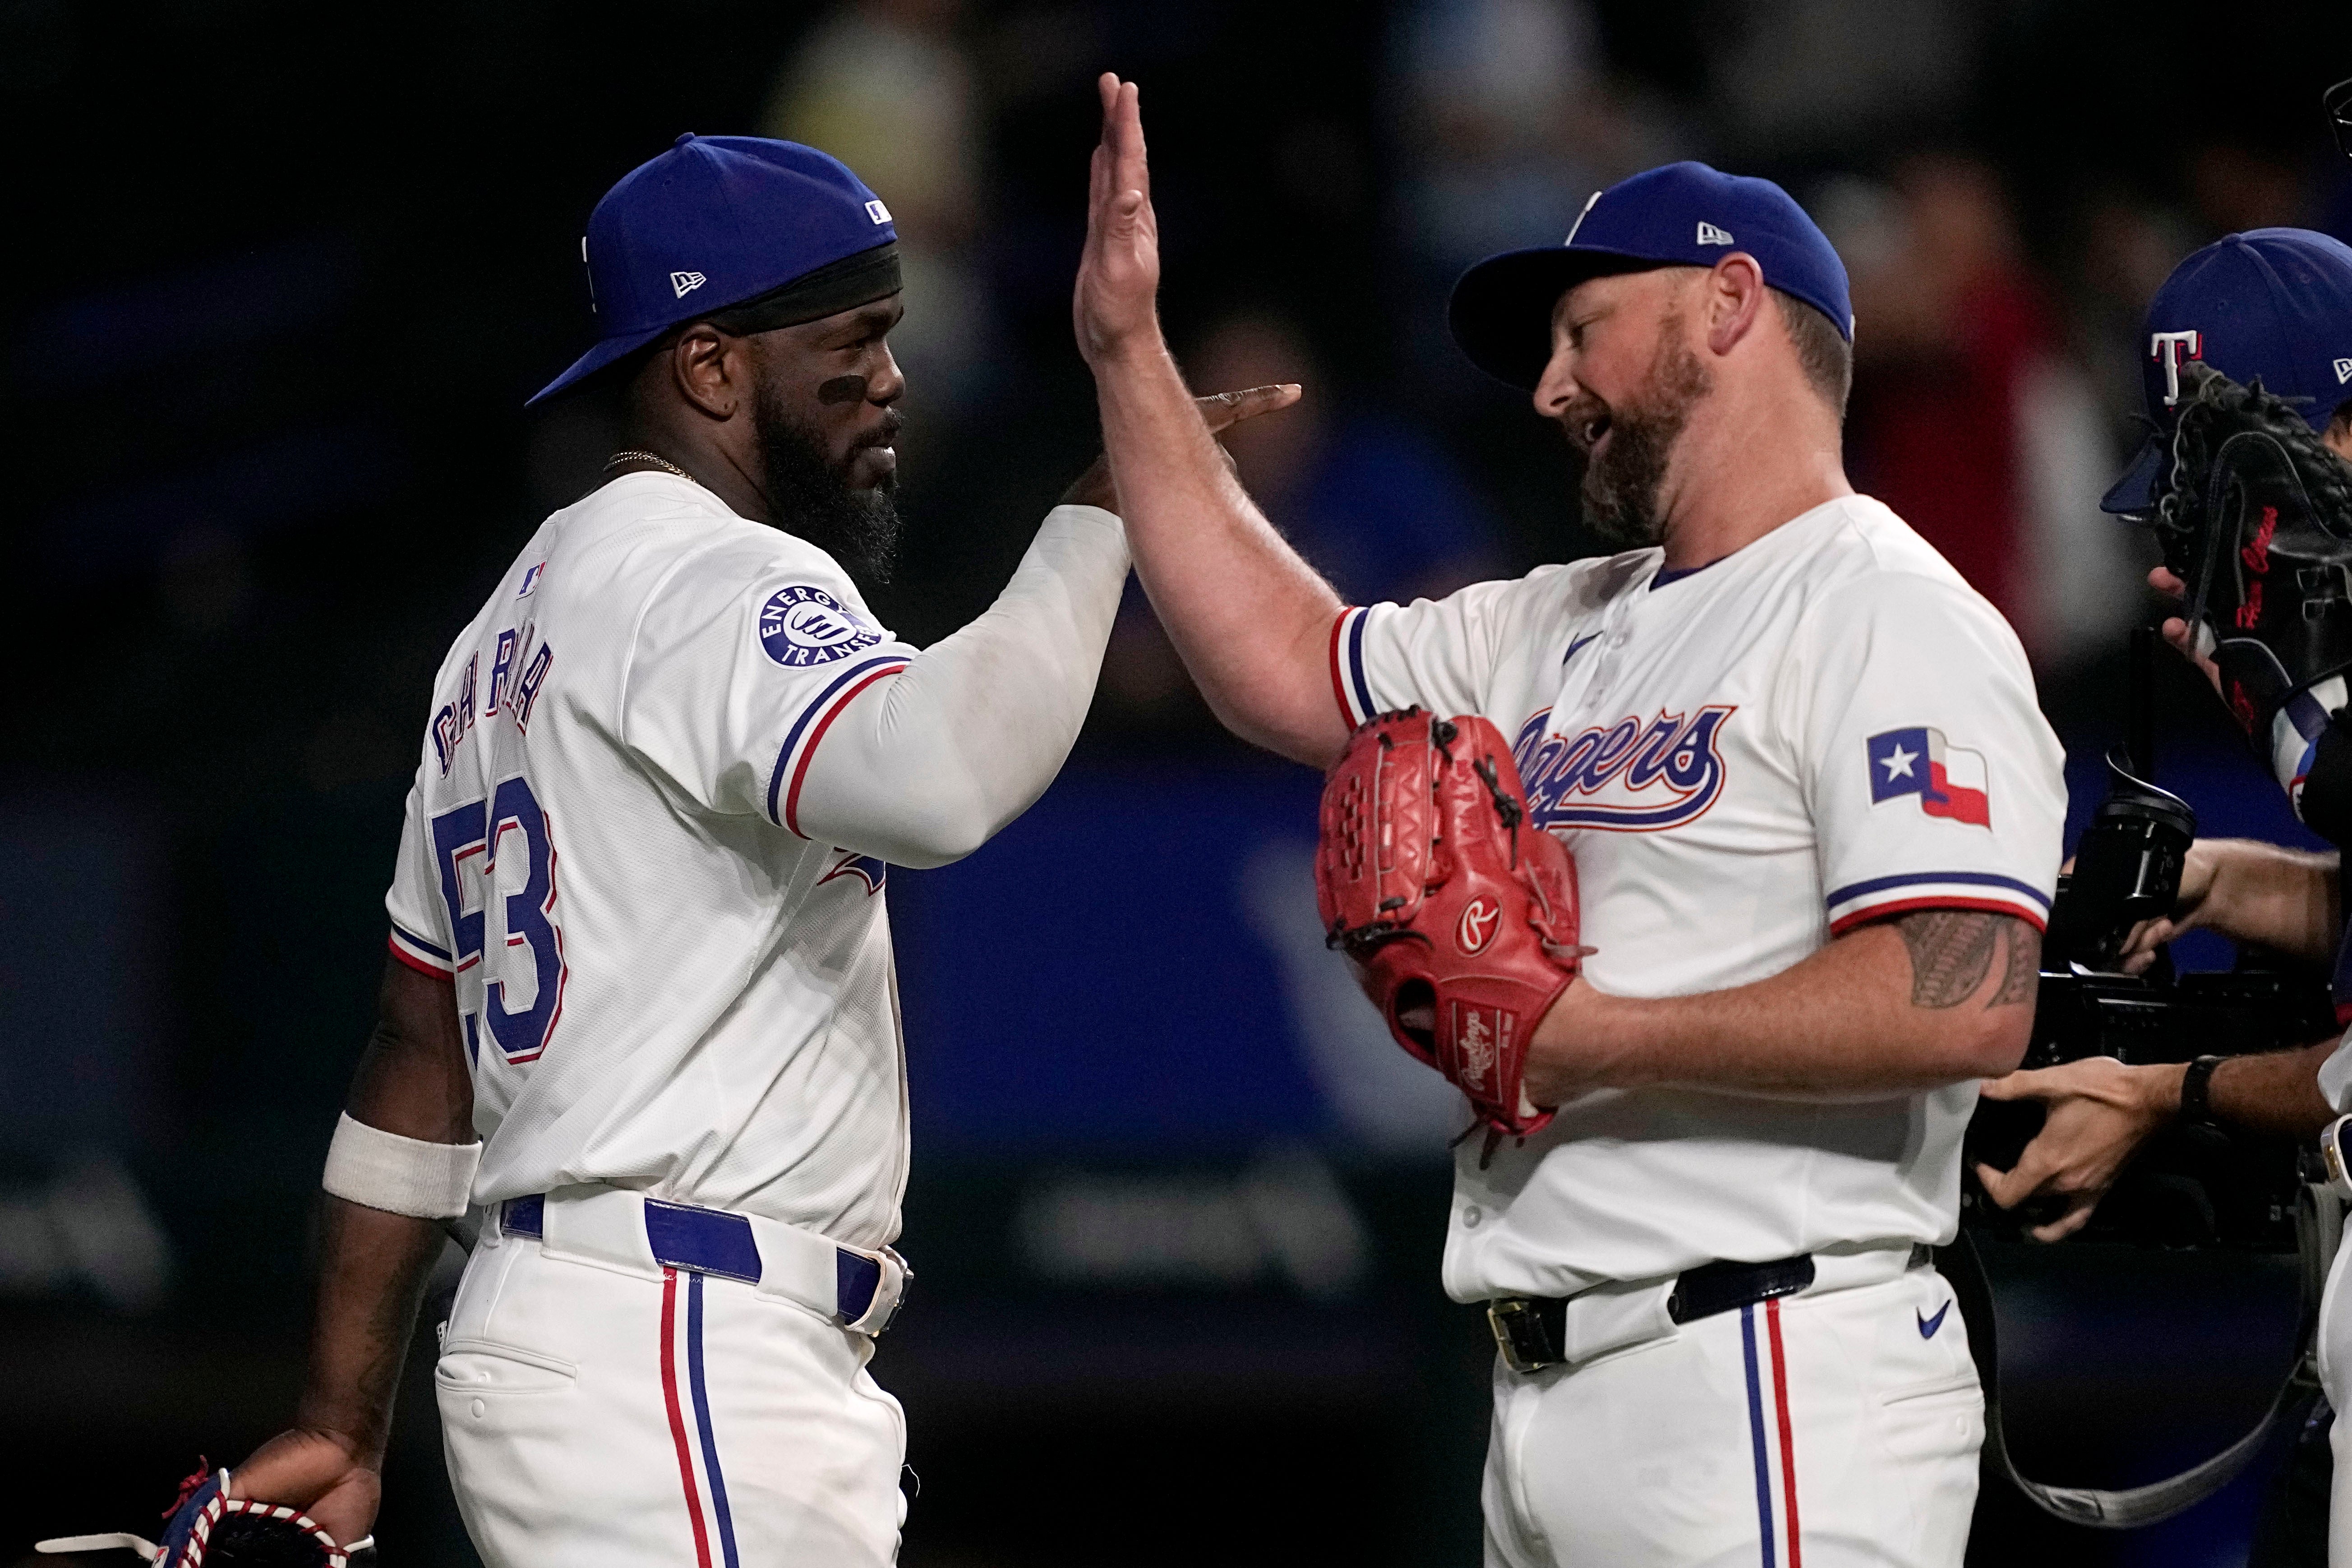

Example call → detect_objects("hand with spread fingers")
1972 1056 2185 1241
1978 829 2346 1238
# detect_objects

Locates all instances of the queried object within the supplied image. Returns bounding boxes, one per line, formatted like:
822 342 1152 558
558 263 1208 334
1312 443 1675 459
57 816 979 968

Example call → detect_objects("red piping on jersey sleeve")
387 933 458 981
782 665 910 839
1328 608 1357 729
1828 895 2048 937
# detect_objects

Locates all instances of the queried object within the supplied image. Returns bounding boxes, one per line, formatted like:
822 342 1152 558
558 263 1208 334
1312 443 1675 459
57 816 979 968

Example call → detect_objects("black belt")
1487 1254 1818 1374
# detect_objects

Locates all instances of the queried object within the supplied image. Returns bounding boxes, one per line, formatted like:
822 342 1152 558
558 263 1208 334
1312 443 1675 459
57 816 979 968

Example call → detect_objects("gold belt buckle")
1486 1296 1564 1374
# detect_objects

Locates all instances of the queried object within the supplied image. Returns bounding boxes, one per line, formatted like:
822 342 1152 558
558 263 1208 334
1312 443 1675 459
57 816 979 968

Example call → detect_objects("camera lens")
2048 752 2196 970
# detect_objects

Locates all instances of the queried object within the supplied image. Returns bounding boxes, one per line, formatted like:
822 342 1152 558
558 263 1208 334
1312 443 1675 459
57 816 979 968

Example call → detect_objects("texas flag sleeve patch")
1867 726 1990 828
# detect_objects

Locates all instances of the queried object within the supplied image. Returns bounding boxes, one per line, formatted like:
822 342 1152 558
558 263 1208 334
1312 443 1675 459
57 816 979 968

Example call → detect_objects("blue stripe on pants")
1741 1304 1776 1568
686 1273 743 1568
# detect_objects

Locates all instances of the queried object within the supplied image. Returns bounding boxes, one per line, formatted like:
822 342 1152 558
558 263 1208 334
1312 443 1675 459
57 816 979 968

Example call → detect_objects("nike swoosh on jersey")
1916 1301 1952 1339
1562 633 1600 666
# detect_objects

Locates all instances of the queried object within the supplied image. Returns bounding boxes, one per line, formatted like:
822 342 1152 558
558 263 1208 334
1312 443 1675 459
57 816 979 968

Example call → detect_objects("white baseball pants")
1481 1263 1982 1567
434 1223 907 1567
2317 1234 2352 1565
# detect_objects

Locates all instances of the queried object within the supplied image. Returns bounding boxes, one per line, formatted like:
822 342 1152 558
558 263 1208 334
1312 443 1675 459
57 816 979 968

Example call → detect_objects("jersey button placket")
1558 604 1626 721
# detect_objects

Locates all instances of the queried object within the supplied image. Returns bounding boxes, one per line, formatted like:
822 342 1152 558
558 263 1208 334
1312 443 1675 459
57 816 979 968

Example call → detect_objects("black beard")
752 385 903 585
1565 328 1712 552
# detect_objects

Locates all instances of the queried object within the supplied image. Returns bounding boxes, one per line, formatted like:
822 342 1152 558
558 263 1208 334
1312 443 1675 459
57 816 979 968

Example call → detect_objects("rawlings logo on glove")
1314 709 1586 1152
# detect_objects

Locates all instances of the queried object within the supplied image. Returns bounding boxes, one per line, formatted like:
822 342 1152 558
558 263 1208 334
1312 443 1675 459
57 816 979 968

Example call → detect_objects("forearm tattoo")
1897 910 2041 1009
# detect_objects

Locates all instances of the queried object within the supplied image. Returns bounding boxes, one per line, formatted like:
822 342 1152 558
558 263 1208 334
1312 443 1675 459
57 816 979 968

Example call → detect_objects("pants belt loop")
510 1186 912 1336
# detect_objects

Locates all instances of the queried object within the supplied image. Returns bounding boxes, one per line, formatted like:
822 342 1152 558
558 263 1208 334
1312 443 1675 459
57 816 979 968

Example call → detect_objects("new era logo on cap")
2337 356 2352 384
671 271 707 298
864 199 891 224
1448 161 1853 389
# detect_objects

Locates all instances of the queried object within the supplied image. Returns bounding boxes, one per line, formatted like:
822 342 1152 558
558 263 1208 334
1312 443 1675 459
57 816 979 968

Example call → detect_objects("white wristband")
322 1111 482 1219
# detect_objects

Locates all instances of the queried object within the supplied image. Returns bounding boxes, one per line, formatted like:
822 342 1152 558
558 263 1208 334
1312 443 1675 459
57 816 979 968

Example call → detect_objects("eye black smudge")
817 374 870 406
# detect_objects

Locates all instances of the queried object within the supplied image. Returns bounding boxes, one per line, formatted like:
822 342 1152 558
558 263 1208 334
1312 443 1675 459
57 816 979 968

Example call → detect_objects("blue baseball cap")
2101 228 2352 513
529 133 900 406
1448 161 1854 389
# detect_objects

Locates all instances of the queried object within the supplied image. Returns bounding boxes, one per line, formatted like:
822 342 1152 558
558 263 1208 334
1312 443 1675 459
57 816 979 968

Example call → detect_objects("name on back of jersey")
1511 706 1736 833
432 614 556 776
759 586 882 668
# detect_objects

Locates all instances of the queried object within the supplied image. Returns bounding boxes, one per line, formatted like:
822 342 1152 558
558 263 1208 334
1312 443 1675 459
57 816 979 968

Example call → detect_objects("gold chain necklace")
604 449 698 484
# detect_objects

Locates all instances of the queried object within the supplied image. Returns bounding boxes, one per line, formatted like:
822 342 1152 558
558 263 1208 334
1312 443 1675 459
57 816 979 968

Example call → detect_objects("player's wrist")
2143 1059 2191 1122
1524 979 1635 1102
2188 839 2256 926
288 1416 380 1467
1097 337 1189 401
1060 454 1116 512
286 1391 393 1465
1079 314 1169 371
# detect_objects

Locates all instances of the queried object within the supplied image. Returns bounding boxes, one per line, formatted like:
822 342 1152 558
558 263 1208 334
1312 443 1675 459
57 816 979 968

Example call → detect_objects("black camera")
1961 753 2335 1249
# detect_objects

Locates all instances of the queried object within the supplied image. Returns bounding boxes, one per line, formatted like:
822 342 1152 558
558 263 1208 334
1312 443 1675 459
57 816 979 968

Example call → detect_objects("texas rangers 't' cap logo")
2103 228 2352 514
2149 328 2202 408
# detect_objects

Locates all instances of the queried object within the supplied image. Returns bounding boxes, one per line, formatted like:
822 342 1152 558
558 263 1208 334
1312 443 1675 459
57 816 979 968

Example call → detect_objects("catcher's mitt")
2151 361 2352 746
38 1465 374 1568
1315 708 1586 1148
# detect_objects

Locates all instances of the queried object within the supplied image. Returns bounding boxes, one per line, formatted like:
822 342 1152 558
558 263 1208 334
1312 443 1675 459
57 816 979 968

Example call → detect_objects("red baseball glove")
1315 709 1586 1146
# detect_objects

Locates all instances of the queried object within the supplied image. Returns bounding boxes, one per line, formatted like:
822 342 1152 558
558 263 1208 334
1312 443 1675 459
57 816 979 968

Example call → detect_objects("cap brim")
526 321 672 408
1448 246 1669 388
2099 433 2165 515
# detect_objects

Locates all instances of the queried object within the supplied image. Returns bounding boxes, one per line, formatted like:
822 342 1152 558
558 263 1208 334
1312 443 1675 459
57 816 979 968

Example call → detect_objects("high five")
1077 73 2066 1568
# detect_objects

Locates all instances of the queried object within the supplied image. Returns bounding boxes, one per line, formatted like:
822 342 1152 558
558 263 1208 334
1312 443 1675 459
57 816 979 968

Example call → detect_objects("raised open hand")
1073 73 1162 367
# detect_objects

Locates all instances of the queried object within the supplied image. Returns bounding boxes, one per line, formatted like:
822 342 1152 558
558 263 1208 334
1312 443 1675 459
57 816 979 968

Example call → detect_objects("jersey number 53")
430 776 568 1065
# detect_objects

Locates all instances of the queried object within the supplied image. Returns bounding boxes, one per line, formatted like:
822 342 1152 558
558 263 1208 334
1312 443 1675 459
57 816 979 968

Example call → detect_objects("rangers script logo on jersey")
1511 706 1735 832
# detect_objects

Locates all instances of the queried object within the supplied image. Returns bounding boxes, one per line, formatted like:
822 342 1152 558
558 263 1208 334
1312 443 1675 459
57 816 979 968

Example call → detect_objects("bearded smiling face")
1558 306 1715 552
752 376 905 586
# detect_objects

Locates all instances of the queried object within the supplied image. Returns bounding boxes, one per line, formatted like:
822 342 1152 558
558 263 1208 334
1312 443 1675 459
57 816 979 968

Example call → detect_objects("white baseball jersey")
1328 494 2066 1301
383 472 924 1249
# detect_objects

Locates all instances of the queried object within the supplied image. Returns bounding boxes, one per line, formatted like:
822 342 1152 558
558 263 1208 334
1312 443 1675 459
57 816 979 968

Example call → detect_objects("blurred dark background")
5 1 2352 1564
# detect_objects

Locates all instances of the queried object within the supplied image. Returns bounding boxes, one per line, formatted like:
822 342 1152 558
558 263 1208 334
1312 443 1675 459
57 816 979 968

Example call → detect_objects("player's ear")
670 324 742 421
1703 254 1766 358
